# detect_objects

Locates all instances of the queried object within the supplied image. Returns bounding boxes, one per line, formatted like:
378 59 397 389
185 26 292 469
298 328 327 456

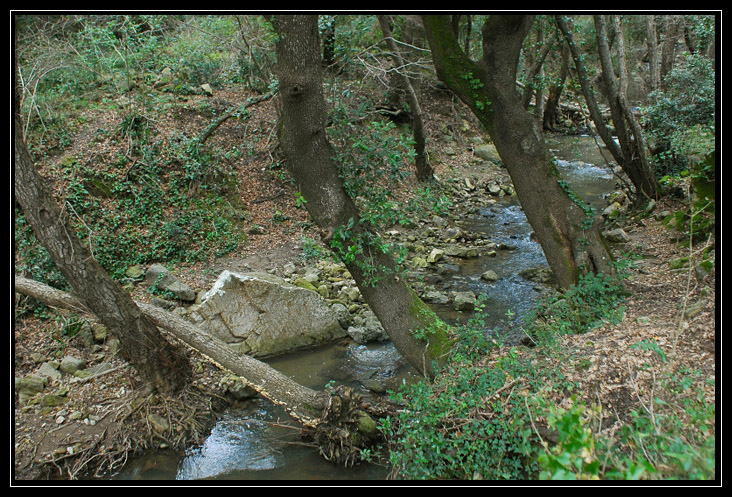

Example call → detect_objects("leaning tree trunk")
377 15 434 182
422 15 613 289
14 113 191 394
271 15 450 377
594 15 658 203
556 15 658 204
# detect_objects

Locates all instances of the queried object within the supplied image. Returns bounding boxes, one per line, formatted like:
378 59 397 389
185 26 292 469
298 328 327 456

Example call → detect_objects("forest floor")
13 82 717 481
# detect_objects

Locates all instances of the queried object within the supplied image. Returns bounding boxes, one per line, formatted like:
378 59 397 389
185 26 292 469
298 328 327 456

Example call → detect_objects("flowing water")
114 134 618 481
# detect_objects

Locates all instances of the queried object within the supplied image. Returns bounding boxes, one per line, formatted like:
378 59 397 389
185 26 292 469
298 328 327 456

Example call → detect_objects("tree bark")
645 15 661 94
14 276 328 425
271 15 449 377
556 15 658 203
543 43 570 130
422 15 613 289
14 113 191 394
377 15 434 182
594 15 658 202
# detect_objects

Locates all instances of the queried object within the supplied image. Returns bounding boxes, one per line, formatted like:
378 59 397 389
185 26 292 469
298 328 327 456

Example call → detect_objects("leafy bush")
384 304 564 480
644 53 715 177
521 258 634 345
385 348 547 480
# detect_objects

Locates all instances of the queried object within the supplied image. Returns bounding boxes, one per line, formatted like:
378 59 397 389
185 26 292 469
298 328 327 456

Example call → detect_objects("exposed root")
305 385 395 468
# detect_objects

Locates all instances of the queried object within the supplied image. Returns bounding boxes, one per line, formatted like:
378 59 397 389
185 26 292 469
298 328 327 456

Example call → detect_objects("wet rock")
219 375 258 401
329 303 353 329
444 246 480 258
480 270 499 282
519 266 555 285
347 310 388 344
422 290 450 305
453 291 476 311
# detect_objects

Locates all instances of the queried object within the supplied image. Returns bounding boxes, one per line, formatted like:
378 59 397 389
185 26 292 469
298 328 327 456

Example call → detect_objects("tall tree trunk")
422 15 613 289
594 15 658 202
660 15 682 89
543 43 570 130
520 27 553 111
556 15 658 204
271 15 449 377
645 15 661 94
377 15 434 181
14 112 191 394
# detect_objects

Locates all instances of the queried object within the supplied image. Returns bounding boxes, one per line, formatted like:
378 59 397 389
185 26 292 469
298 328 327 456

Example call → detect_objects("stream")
114 134 619 481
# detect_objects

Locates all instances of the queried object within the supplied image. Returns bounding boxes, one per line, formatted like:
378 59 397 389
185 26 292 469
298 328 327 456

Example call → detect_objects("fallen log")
14 276 326 426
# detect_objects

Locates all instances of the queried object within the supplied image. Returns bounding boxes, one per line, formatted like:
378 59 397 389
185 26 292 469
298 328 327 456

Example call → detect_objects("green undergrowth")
381 258 714 480
15 124 246 294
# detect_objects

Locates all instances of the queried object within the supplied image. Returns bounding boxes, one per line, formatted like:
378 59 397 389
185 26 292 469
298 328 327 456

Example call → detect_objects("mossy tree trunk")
422 15 613 289
271 15 450 377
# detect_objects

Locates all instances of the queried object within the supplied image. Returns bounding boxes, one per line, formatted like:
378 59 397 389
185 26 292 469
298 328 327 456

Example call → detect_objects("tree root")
306 385 395 468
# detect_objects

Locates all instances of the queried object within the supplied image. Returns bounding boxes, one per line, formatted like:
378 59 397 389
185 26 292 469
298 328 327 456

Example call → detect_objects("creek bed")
114 134 619 481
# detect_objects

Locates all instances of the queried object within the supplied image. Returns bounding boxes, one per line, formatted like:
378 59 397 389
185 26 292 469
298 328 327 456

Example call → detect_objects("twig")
198 91 275 145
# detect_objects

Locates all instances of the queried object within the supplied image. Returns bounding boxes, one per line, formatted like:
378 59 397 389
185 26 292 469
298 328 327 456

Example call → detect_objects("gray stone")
474 143 501 163
15 375 47 395
148 414 170 434
91 322 107 342
219 375 258 401
480 270 499 282
602 201 623 218
347 310 388 344
411 257 428 269
603 228 630 243
329 303 352 329
520 266 555 285
146 264 196 302
427 248 445 264
41 394 67 407
36 362 62 381
453 291 476 311
188 271 346 357
422 290 450 305
125 265 145 279
59 356 86 375
444 246 480 258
